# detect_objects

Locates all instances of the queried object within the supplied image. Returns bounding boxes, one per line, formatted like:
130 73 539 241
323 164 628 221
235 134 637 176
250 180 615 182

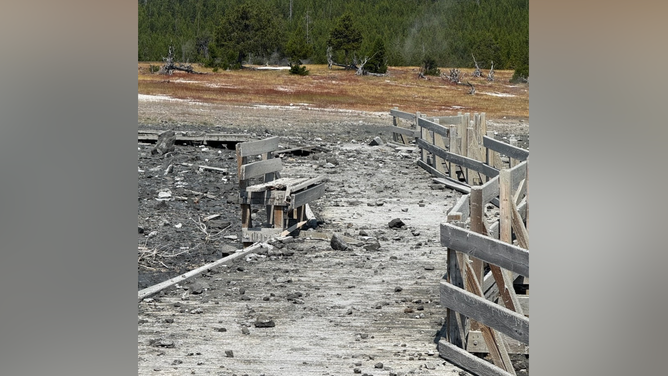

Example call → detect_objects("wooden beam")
449 194 470 222
390 108 416 121
466 331 529 355
432 177 471 195
440 223 529 277
446 248 467 348
417 160 448 180
483 136 529 161
138 131 249 144
417 117 450 137
435 115 463 125
481 175 500 204
239 158 283 180
511 199 529 250
438 339 516 376
289 183 326 210
138 243 264 302
381 126 420 138
464 258 516 374
440 280 529 344
417 139 499 178
237 136 280 157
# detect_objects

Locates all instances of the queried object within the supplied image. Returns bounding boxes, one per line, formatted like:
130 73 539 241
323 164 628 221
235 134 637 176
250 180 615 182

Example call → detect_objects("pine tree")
327 13 363 67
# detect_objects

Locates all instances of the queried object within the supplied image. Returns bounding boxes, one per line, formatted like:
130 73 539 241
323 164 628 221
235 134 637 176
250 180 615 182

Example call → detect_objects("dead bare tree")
355 56 369 76
466 81 475 95
327 46 333 69
487 61 495 82
472 54 482 77
159 45 204 75
444 68 463 83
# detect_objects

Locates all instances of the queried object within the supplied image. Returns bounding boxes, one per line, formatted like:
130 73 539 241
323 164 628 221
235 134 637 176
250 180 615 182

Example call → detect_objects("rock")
394 286 403 292
241 327 250 335
323 163 337 169
363 240 381 252
150 338 175 348
225 350 234 358
331 233 351 251
326 157 340 165
254 315 275 328
388 218 405 229
369 136 384 146
138 226 144 234
359 230 369 236
151 130 176 155
374 362 384 369
189 281 209 294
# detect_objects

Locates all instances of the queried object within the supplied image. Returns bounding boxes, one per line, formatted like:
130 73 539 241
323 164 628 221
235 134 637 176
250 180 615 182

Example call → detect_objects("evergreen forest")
138 0 528 76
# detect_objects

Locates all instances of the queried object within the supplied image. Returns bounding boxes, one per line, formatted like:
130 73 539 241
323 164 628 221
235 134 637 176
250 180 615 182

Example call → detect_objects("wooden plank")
239 158 283 180
381 126 420 138
433 119 448 175
432 177 471 194
449 194 470 221
417 139 499 178
435 115 463 125
238 136 280 157
242 227 284 243
138 132 249 143
446 248 466 348
499 169 512 250
463 255 515 375
449 125 458 180
417 117 450 137
289 183 326 210
466 331 529 355
509 161 527 193
417 160 447 179
499 296 530 316
440 223 529 277
440 280 529 344
511 199 529 250
390 109 416 121
245 177 305 192
287 176 325 193
438 339 515 376
483 136 529 161
481 175 499 204
138 242 264 302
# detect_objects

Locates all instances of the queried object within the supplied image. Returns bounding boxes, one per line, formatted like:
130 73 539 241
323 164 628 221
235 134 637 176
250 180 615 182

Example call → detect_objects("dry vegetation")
138 63 528 119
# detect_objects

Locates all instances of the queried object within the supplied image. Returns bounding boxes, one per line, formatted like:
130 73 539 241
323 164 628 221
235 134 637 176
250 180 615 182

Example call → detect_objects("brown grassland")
138 63 528 119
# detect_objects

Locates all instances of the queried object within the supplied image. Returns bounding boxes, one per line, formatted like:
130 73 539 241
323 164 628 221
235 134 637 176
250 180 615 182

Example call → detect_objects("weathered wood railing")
438 160 529 376
388 108 528 190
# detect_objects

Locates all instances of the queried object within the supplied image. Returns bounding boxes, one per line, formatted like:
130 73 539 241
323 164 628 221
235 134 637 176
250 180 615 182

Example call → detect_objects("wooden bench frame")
236 137 326 247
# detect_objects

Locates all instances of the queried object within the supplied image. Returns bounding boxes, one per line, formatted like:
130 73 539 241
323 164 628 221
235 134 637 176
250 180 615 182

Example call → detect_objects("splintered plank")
440 223 529 278
239 158 283 180
440 280 529 344
237 136 280 157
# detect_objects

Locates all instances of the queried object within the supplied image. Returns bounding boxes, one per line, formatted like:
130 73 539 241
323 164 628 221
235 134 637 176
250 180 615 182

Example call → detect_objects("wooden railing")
388 108 530 375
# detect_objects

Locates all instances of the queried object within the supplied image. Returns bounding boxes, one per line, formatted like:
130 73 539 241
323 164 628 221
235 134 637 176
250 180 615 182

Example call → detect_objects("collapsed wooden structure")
389 109 530 376
236 137 326 247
